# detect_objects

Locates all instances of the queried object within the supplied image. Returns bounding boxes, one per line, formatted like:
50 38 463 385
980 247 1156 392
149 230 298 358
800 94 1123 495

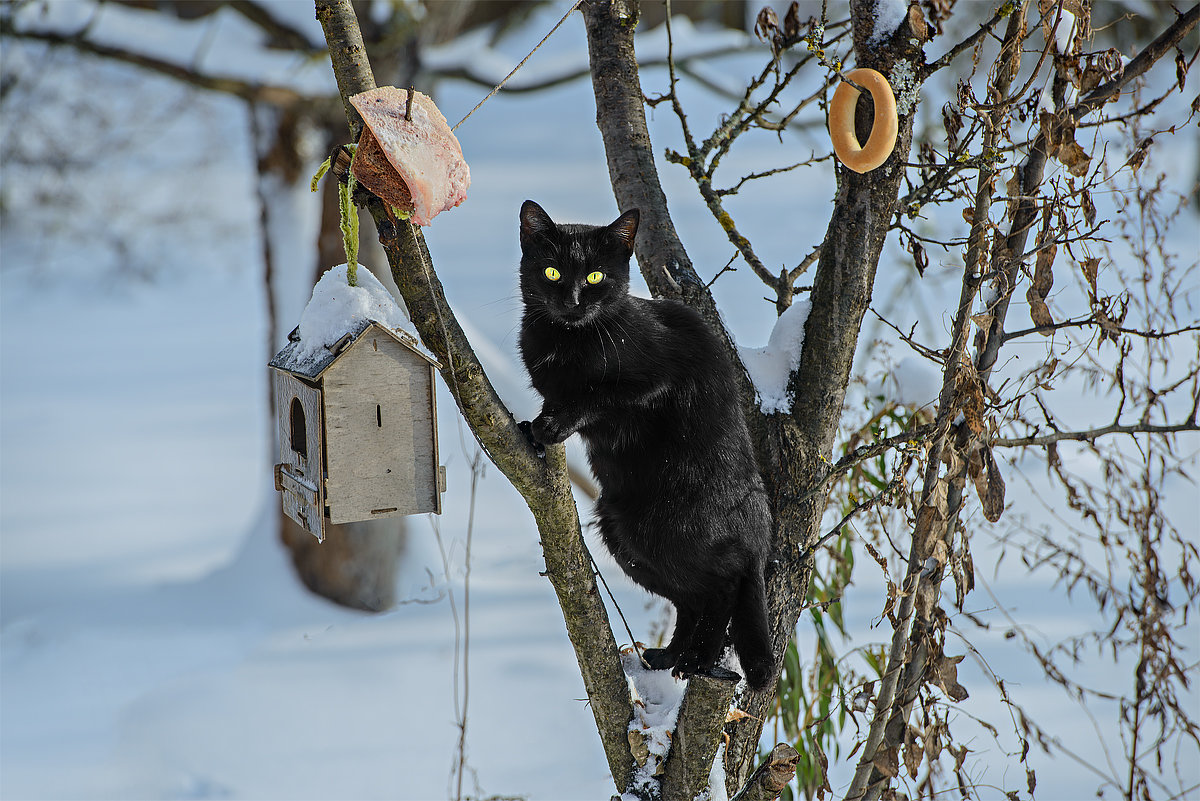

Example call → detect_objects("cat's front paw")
517 421 546 459
640 647 677 671
531 413 571 446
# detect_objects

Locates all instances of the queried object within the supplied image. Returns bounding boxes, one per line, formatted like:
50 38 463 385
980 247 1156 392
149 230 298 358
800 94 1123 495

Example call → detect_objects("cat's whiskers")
596 315 622 380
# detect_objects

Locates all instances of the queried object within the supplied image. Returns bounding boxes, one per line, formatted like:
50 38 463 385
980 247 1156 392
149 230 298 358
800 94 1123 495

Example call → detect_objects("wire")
451 1 583 132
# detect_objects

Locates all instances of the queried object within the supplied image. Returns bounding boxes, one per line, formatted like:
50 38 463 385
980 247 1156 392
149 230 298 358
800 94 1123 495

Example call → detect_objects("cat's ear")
607 209 640 253
520 200 556 245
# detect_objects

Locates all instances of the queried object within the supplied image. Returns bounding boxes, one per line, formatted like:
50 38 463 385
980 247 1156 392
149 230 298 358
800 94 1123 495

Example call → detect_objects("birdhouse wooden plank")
269 317 443 542
323 329 441 521
273 371 326 538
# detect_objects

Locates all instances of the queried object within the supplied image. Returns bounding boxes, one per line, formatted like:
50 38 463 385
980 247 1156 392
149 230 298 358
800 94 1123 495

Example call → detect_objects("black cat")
516 200 775 691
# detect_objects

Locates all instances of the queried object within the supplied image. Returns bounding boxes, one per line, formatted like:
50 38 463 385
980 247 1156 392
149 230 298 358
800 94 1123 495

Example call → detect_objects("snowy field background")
2 2 1197 800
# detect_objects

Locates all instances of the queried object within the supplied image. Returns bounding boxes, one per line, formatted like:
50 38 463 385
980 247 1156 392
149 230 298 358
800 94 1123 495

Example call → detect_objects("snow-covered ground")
2 3 1197 800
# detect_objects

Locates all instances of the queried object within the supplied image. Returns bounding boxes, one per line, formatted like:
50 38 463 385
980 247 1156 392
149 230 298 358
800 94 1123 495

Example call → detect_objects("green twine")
311 146 360 288
310 156 332 193
339 170 360 287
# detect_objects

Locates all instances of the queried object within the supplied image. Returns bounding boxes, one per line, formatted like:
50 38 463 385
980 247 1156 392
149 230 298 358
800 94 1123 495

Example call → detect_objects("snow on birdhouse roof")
269 263 439 379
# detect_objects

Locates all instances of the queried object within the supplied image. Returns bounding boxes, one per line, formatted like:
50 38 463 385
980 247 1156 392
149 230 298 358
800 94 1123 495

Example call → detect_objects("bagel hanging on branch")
349 86 471 226
828 68 899 174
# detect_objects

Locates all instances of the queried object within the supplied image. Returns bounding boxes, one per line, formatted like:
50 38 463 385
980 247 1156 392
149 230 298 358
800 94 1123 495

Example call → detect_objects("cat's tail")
730 564 775 692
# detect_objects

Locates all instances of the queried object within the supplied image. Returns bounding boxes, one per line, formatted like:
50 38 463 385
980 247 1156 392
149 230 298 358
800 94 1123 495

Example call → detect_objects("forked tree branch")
314 0 636 789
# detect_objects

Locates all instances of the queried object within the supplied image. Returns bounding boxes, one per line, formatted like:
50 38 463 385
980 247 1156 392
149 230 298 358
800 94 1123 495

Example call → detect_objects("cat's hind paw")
517 420 546 459
673 663 743 684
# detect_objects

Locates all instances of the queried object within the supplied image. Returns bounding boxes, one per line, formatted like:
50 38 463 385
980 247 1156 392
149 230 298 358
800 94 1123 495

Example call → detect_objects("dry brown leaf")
873 746 900 778
932 539 950 570
926 480 950 520
1128 137 1153 171
903 725 923 779
1080 256 1100 293
847 738 865 760
1082 188 1096 226
1027 288 1055 329
1027 242 1057 330
943 103 963 151
924 721 944 763
910 234 929 276
1057 140 1092 177
1033 243 1056 295
981 446 1006 522
1040 111 1061 148
1006 170 1022 217
783 2 804 41
754 7 783 57
725 708 755 724
952 534 976 610
957 361 989 435
971 312 994 331
628 730 650 767
809 740 831 798
1080 63 1105 94
933 653 970 702
967 444 1006 522
1096 307 1122 344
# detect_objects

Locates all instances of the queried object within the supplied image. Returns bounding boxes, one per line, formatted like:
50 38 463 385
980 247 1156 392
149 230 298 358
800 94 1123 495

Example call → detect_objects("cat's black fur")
516 200 775 691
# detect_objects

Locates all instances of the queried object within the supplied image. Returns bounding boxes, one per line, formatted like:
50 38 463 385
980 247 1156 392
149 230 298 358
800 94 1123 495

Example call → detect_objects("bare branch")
922 2 1017 78
993 420 1200 447
228 0 320 51
1002 318 1200 342
716 156 833 198
802 453 913 561
0 16 308 107
1069 3 1199 123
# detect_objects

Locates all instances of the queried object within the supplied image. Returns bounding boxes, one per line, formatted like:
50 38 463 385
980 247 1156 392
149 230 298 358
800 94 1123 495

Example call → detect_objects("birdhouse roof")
269 319 440 380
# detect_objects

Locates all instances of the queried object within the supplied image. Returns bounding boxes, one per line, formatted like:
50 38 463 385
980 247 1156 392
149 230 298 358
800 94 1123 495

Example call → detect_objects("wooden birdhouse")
269 319 444 542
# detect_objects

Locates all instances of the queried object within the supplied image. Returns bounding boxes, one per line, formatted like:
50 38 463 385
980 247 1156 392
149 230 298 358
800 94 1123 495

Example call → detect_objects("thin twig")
801 456 912 562
992 419 1200 447
922 3 1015 77
1002 318 1200 342
706 252 740 288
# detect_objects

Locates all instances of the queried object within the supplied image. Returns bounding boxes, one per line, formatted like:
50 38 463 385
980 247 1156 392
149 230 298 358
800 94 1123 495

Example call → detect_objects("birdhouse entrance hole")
290 397 308 459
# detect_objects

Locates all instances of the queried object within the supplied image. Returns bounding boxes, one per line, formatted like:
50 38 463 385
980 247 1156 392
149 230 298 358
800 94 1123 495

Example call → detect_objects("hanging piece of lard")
349 87 470 226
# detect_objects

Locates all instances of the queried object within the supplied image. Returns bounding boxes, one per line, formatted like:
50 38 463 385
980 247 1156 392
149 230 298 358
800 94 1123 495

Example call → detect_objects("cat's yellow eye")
544 267 561 281
586 271 604 285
